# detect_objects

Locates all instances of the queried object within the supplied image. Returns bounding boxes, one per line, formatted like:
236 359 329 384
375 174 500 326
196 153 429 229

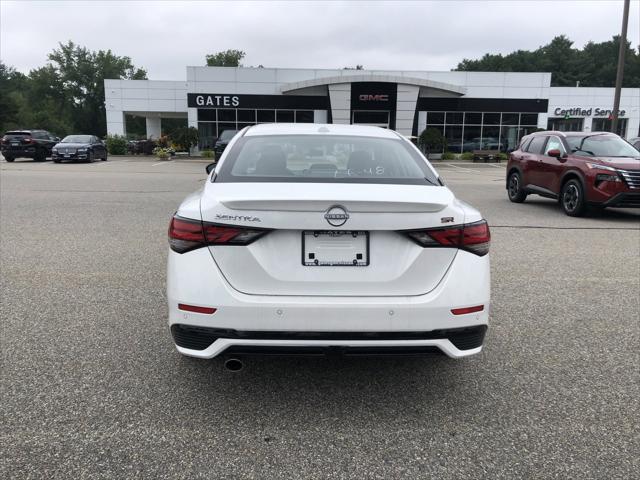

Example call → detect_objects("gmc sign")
358 94 389 102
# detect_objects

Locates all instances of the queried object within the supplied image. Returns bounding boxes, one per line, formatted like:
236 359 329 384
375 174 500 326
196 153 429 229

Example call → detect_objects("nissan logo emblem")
324 205 349 227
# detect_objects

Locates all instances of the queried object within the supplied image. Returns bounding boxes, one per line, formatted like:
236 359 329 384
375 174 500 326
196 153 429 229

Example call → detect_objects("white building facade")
104 67 640 151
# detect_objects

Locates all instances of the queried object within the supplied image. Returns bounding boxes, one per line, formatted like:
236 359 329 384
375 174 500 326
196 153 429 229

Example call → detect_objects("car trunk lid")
200 182 465 297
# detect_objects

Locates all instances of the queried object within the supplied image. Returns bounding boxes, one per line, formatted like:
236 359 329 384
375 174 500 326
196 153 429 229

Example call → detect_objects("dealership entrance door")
352 110 390 128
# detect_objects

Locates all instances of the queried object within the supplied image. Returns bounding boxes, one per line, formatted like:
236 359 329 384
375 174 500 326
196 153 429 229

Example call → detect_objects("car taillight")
168 215 269 253
402 220 490 256
1 136 7 144
22 137 33 144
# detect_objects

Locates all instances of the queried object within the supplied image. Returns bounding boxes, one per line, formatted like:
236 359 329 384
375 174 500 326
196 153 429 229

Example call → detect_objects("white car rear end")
167 124 490 360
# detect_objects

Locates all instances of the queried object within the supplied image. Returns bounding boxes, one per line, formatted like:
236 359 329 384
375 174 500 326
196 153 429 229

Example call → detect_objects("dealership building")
104 66 640 151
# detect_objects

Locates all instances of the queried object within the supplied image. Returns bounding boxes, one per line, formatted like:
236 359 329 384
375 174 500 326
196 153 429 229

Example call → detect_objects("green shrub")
105 134 128 155
461 152 474 160
418 128 447 154
153 147 172 159
202 149 215 159
496 152 508 161
170 126 199 154
441 151 455 160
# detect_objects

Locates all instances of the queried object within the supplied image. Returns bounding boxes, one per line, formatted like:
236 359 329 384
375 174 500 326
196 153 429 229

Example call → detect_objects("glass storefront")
197 108 315 149
591 118 628 137
546 118 584 132
424 112 539 153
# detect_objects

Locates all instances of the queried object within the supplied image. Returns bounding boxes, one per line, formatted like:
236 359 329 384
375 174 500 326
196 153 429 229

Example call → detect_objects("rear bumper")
1 147 37 158
171 324 487 358
167 247 490 359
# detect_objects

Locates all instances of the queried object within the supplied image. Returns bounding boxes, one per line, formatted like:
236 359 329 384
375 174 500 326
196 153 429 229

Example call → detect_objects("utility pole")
611 0 630 135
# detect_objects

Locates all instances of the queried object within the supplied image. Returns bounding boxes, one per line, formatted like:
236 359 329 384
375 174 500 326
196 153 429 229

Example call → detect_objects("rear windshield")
216 134 438 185
218 130 238 141
5 132 29 137
566 135 639 157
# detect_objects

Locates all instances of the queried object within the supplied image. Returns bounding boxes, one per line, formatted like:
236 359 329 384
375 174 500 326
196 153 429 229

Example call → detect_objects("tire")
561 179 586 217
87 150 94 163
507 171 527 203
4 156 15 162
53 158 61 163
35 150 46 162
102 152 108 161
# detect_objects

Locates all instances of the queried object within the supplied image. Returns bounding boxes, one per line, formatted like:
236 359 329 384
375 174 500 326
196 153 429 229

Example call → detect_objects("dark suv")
506 131 640 216
1 130 58 162
213 129 239 157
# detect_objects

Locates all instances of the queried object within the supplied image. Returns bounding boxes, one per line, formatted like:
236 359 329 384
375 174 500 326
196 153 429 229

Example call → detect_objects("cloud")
1 0 638 79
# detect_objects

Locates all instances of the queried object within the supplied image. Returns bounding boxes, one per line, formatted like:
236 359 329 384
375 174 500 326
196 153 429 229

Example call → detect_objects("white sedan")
167 124 490 368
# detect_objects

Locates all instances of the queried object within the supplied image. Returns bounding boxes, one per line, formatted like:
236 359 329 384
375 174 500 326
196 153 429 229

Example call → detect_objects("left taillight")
402 219 490 256
168 215 269 254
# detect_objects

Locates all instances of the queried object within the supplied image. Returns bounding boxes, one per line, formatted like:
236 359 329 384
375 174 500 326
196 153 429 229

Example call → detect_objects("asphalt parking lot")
1 156 639 479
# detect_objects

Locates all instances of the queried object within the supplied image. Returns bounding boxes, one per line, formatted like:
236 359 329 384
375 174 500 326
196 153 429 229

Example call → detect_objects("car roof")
529 130 618 138
243 123 401 139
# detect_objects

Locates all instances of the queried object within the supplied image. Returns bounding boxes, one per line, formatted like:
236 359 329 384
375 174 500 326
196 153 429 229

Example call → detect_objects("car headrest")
255 149 288 175
347 150 373 172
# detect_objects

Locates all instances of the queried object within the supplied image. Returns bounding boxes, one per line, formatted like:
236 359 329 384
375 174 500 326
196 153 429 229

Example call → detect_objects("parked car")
506 131 640 216
52 135 108 163
167 124 490 367
213 129 239 157
1 129 58 162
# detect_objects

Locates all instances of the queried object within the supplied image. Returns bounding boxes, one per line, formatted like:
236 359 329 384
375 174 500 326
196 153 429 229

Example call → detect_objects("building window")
352 110 390 126
423 111 539 153
547 118 584 132
592 118 628 137
276 110 295 122
197 108 323 148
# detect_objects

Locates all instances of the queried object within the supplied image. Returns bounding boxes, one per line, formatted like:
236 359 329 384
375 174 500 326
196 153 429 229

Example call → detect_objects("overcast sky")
1 0 639 79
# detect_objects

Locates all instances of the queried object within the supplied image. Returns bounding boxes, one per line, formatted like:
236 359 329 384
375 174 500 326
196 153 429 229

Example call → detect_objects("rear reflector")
402 219 490 256
451 305 484 315
168 215 270 253
178 303 217 314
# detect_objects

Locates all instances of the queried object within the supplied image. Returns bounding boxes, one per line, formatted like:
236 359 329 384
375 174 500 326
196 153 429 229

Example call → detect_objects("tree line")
456 35 639 87
0 41 147 137
1 37 638 137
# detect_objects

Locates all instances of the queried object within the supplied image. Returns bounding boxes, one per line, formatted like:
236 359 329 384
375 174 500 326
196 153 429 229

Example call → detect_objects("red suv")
506 131 640 216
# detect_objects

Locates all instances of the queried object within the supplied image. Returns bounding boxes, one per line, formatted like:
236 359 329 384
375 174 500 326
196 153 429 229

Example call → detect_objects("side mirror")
547 149 563 158
205 162 216 174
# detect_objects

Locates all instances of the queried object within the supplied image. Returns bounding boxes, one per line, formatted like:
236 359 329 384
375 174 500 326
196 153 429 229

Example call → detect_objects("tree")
419 128 447 154
47 41 147 136
205 50 246 67
171 126 199 154
455 35 640 88
0 62 28 132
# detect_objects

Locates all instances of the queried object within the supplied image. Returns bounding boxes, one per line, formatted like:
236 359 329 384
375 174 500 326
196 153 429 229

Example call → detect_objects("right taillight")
168 215 269 253
402 220 490 256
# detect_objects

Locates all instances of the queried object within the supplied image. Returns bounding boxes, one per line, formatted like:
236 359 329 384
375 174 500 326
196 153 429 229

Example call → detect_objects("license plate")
11 142 18 147
64 154 70 158
302 231 369 266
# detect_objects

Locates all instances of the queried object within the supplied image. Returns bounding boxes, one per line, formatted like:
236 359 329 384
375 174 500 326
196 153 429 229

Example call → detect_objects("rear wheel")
102 152 108 161
4 156 15 162
35 150 46 162
507 171 527 203
561 179 586 217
